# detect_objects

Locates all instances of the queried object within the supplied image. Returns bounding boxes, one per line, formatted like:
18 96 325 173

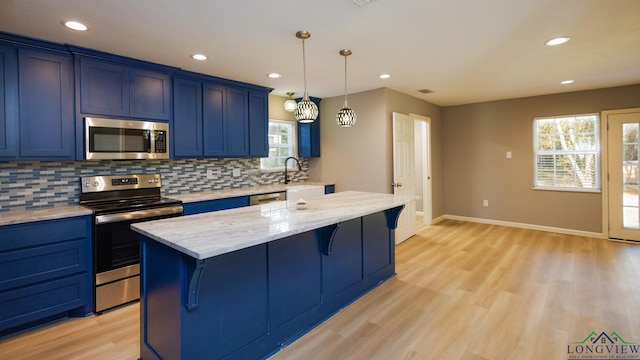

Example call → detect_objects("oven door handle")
95 206 183 224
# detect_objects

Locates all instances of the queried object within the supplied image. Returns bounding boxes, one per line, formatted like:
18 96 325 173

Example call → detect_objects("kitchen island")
132 191 414 360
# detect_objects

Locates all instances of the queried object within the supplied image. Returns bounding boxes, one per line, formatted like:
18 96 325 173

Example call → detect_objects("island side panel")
363 210 396 281
185 243 269 360
322 218 364 309
140 236 183 360
268 230 322 331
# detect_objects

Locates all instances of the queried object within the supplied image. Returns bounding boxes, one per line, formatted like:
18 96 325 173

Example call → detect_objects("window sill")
532 186 601 194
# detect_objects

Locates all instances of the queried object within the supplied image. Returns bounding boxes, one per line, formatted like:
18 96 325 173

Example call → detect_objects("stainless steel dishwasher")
249 191 286 205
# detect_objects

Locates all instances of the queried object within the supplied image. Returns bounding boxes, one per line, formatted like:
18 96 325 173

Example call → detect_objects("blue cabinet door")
18 49 74 159
323 218 363 299
173 77 203 158
0 43 18 159
249 90 269 157
130 68 171 120
203 83 226 157
297 97 321 158
79 58 129 117
226 87 249 156
80 58 171 120
268 231 323 329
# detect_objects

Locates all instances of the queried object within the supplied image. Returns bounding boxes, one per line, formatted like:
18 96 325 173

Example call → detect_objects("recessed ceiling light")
545 37 570 46
267 73 282 79
379 74 391 79
561 80 574 85
192 54 207 61
63 20 89 31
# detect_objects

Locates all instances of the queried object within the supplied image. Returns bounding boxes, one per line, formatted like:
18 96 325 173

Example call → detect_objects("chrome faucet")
284 157 302 184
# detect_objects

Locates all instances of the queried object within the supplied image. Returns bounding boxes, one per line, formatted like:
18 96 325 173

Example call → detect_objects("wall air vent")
350 0 374 7
418 89 434 94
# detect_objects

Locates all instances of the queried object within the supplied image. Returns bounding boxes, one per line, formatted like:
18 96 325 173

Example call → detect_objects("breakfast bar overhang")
132 191 415 360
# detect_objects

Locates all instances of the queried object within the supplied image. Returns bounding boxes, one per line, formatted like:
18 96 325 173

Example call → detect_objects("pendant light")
336 49 356 127
284 92 297 112
294 31 318 123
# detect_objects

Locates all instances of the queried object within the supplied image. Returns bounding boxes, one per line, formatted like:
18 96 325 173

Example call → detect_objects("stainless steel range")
79 173 183 313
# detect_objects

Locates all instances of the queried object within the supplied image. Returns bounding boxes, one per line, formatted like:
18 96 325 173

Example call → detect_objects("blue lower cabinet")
139 206 404 360
182 196 250 215
322 218 363 300
363 211 394 278
268 231 322 331
0 216 92 336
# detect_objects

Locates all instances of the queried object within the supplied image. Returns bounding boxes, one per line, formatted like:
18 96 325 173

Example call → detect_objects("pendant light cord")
302 38 308 100
344 55 348 107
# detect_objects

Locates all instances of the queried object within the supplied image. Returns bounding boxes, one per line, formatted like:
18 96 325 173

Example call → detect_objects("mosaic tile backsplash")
0 158 309 212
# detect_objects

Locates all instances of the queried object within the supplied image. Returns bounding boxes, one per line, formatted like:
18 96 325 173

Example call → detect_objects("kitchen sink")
286 185 325 201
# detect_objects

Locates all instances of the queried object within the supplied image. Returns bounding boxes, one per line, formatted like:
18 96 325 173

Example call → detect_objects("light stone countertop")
0 182 333 227
0 205 93 227
167 182 333 203
132 191 415 260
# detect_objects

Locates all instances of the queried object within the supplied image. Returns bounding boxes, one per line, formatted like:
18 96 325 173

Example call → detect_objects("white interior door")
392 112 416 244
412 114 432 225
608 108 640 241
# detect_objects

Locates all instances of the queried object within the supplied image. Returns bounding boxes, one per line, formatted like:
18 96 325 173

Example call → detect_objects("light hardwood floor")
2 218 639 360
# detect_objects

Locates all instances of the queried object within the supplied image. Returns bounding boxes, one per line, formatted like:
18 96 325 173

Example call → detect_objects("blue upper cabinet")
173 72 271 159
298 97 321 158
248 90 269 157
226 87 249 157
173 77 203 158
18 48 74 160
0 43 18 159
79 57 171 121
202 82 226 157
79 58 128 117
130 68 171 120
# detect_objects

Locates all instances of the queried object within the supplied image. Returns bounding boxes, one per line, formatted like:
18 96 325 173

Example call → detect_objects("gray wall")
309 87 445 219
442 84 640 233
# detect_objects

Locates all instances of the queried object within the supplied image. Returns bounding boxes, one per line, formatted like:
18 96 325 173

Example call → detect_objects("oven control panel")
80 174 162 193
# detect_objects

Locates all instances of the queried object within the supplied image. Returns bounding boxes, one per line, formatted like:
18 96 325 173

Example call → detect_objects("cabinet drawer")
0 273 89 332
183 196 249 215
0 239 89 292
0 217 88 252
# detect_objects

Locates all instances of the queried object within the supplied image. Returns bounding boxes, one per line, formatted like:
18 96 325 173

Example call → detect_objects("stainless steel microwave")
85 117 169 160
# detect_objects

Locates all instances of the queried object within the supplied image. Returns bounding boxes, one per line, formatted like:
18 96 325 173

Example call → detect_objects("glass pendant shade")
284 92 297 112
336 106 356 127
295 94 318 123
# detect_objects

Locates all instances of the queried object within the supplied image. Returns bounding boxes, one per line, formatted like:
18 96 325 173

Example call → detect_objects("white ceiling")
1 0 639 106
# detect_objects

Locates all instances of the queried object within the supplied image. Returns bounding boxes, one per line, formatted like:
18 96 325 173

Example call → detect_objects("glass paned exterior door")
607 109 640 241
622 123 639 229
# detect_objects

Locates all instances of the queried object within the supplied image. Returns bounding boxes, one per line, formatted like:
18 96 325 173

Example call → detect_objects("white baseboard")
440 214 605 239
415 211 424 216
431 215 446 224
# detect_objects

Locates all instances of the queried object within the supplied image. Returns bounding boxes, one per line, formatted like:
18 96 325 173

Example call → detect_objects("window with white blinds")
533 114 600 191
260 119 297 171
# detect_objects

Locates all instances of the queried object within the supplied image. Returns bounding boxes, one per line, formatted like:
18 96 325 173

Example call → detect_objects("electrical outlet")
506 151 512 158
233 168 241 177
206 169 215 180
483 200 489 207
